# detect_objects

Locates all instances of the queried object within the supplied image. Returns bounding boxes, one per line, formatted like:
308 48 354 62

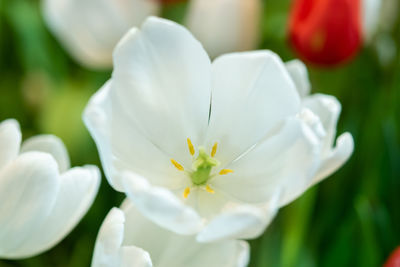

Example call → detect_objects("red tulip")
384 247 400 267
288 0 362 66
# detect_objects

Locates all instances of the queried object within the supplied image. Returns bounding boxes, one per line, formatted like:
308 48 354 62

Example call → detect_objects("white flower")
42 0 160 69
92 199 249 267
285 59 354 184
0 119 100 259
84 17 353 242
185 0 261 58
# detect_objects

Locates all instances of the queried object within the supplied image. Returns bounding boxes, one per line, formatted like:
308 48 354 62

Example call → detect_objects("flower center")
170 138 234 199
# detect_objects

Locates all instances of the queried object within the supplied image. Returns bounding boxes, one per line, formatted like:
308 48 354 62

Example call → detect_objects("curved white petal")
197 197 278 243
42 0 160 69
120 199 249 267
302 94 354 184
122 172 203 235
0 152 60 258
285 59 311 98
303 94 341 154
211 117 320 207
92 208 153 267
312 132 354 185
84 81 187 192
85 17 212 191
206 51 301 165
21 134 70 173
112 17 211 166
186 0 260 58
13 165 101 258
0 119 21 169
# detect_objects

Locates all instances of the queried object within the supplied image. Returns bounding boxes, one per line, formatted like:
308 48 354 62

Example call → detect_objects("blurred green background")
0 0 399 266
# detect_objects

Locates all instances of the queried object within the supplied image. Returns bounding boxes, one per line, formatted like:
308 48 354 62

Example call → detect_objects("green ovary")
190 147 220 185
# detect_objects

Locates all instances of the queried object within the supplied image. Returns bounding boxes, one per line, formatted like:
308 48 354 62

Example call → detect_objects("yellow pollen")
183 187 191 198
171 159 184 171
187 138 195 156
211 142 218 157
205 184 215 194
219 169 234 175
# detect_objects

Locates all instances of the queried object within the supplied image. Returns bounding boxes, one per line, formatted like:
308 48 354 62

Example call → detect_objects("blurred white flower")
185 0 261 58
285 59 354 184
84 17 352 242
42 0 160 69
92 199 249 267
0 119 100 259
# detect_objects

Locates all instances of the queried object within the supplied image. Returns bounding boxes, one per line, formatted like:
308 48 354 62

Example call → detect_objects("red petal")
384 247 400 267
288 0 362 67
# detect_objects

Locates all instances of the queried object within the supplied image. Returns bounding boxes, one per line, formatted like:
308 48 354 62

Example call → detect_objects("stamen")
187 138 195 156
183 187 191 198
211 142 218 157
171 159 184 171
205 184 215 194
219 169 233 175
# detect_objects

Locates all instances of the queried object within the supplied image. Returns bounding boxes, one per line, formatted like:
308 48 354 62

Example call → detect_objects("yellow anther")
187 138 195 156
205 184 215 194
183 187 191 198
171 159 184 171
211 142 218 157
219 169 234 175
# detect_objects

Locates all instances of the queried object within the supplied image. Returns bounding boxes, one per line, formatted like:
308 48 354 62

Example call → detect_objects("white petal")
212 117 319 207
122 172 203 235
302 94 354 184
197 199 278 243
312 132 354 185
303 94 341 154
0 119 21 169
42 0 160 69
112 17 211 167
0 152 60 258
121 199 250 267
13 165 101 258
21 134 70 173
285 59 311 98
206 51 301 165
84 81 186 191
186 0 261 58
92 208 153 267
120 247 153 267
362 0 382 42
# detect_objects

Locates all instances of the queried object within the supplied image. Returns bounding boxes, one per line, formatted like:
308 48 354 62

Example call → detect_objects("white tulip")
84 17 353 242
285 59 354 185
0 119 100 259
42 0 160 69
185 0 261 58
92 199 249 267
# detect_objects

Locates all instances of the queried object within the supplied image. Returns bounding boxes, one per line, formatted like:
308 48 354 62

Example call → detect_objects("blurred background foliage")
0 0 399 266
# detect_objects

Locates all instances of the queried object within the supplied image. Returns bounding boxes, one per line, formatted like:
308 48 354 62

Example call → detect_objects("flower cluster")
84 17 353 266
1 4 356 267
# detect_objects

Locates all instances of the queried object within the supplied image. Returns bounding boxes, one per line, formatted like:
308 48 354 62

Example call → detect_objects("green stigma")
190 147 220 185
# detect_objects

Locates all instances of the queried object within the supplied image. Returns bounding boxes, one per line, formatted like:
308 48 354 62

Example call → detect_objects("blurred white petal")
0 119 21 169
42 0 160 69
92 200 249 267
186 0 261 58
21 134 70 173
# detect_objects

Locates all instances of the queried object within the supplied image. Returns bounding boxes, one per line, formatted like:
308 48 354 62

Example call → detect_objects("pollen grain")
219 169 234 175
187 138 195 156
205 184 215 194
171 159 184 171
211 142 218 157
183 187 191 198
